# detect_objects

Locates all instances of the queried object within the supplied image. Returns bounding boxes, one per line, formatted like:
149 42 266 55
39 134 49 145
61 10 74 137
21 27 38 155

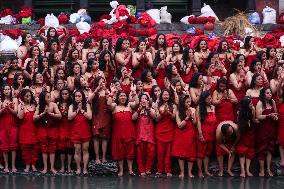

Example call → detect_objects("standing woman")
264 47 277 80
17 89 38 172
68 90 92 175
236 96 256 177
278 83 284 166
132 39 153 79
89 76 112 164
107 85 138 176
98 50 116 87
242 36 257 67
256 87 278 177
172 95 197 178
166 42 183 72
33 90 62 174
155 89 177 176
196 91 218 177
217 41 234 70
212 78 237 122
132 93 156 176
0 84 19 173
82 36 97 63
189 72 204 107
17 32 32 67
194 40 210 74
153 50 167 89
154 34 170 54
57 87 73 173
180 48 197 83
115 38 132 69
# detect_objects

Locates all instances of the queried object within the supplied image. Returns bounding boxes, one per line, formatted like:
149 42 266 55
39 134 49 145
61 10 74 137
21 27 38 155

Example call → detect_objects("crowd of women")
0 27 284 178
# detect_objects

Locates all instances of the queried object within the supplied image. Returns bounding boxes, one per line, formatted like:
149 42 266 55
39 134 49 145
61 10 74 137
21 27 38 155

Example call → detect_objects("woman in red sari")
196 91 218 177
107 84 138 176
115 38 132 69
0 84 19 173
132 93 156 176
17 89 39 172
172 95 197 178
242 36 257 67
278 83 284 166
256 87 278 177
153 50 167 89
89 76 112 164
57 87 73 173
212 78 237 122
217 41 234 71
33 90 62 174
155 89 176 177
68 90 92 175
194 40 210 74
237 96 256 177
141 70 157 94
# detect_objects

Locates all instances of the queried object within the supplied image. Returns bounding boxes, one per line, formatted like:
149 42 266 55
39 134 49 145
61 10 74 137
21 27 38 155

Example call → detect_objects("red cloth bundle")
0 9 13 17
138 12 156 28
196 16 208 24
2 28 24 39
58 13 69 25
188 16 196 24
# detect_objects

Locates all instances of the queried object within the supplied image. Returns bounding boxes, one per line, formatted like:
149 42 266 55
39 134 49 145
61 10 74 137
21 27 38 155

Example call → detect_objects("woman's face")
162 91 170 102
154 87 161 98
122 40 130 50
185 98 191 108
56 79 64 90
198 75 204 85
219 83 226 92
91 61 99 70
32 47 40 56
269 48 276 58
121 67 128 77
51 42 58 51
61 90 69 100
210 54 218 64
136 80 143 90
57 70 65 78
175 82 182 92
25 34 32 43
17 75 24 85
139 42 146 51
254 62 262 73
11 59 18 69
54 52 61 62
102 39 109 49
42 58 49 68
146 71 153 82
87 52 95 60
104 53 111 62
71 36 76 45
3 86 11 96
208 64 216 73
72 50 79 59
140 94 149 107
256 75 263 86
188 49 194 58
118 92 127 105
73 65 81 74
24 91 32 103
249 37 254 46
80 77 87 87
45 92 51 103
236 63 243 72
49 29 56 37
35 73 43 84
158 35 165 45
99 78 106 88
74 91 82 103
160 51 166 59
171 65 178 75
172 44 180 53
238 55 245 62
261 53 267 61
221 42 228 50
200 41 207 50
277 66 284 76
264 88 272 100
205 95 212 105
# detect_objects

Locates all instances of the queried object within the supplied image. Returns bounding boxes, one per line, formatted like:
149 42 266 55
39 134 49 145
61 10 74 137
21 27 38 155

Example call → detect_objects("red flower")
18 7 33 18
58 13 68 25
195 28 204 36
180 34 195 47
138 12 156 28
262 33 279 48
136 28 147 36
127 15 137 24
166 34 181 47
147 28 157 36
114 5 129 19
207 16 216 23
196 16 208 24
128 27 136 36
37 18 45 27
100 14 112 21
0 9 13 17
188 16 196 24
68 29 80 36
2 28 24 40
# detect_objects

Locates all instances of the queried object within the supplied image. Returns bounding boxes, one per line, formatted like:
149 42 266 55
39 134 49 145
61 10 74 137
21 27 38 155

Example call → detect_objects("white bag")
180 16 190 24
201 3 219 21
45 13 59 28
70 13 80 23
160 6 172 24
262 6 276 24
76 21 91 34
0 34 19 52
280 35 284 47
0 15 15 24
146 9 161 24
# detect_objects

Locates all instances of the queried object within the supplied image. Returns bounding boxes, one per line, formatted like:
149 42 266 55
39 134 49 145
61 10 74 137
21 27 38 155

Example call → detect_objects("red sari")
92 96 112 139
215 98 235 122
19 111 39 165
58 106 72 150
155 67 166 89
278 102 284 148
155 111 175 173
136 115 155 174
0 102 18 153
71 112 91 144
112 110 136 161
172 119 196 161
196 112 218 158
256 108 277 160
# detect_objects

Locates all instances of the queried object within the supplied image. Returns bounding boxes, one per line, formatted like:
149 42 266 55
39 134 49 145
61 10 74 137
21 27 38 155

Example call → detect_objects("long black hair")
259 87 273 109
244 36 253 50
195 40 207 52
199 91 211 123
58 87 72 108
20 88 37 106
1 84 13 102
158 89 174 111
189 72 202 88
249 73 261 89
178 95 190 120
99 50 115 71
37 56 50 73
216 78 228 93
12 73 26 90
98 37 112 52
72 90 87 112
115 90 128 106
154 34 167 50
249 58 261 73
238 96 253 134
38 90 49 114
